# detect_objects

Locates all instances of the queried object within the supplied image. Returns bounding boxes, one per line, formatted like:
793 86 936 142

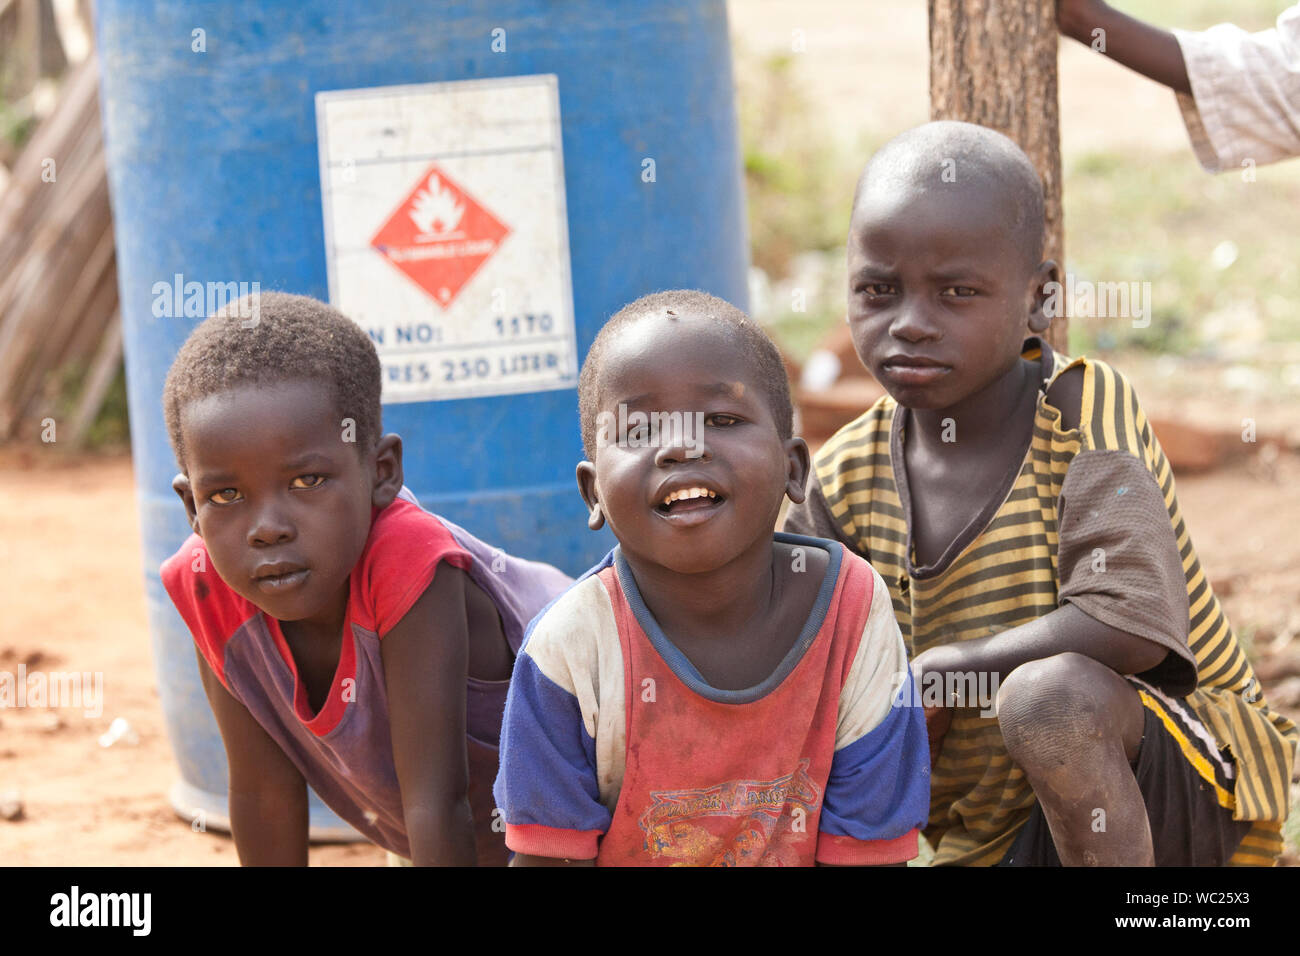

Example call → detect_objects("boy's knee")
996 652 1114 769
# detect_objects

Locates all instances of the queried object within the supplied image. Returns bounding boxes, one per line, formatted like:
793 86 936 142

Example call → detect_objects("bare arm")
913 602 1169 695
195 648 309 866
381 563 478 866
1057 0 1191 95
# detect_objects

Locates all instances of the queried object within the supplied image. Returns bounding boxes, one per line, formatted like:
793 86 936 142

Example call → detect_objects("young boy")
491 290 930 866
785 120 1298 865
159 292 571 866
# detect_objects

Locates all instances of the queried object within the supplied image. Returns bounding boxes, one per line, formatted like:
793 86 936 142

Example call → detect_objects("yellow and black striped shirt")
785 339 1296 865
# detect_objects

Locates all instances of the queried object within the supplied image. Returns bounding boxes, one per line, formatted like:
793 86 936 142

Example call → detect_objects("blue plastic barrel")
94 0 749 837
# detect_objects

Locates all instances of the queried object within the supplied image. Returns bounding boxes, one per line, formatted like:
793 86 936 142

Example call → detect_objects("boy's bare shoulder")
1046 355 1160 455
1045 364 1085 432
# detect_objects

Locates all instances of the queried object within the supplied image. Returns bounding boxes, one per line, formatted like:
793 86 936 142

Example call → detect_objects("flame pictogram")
407 172 465 238
371 163 510 308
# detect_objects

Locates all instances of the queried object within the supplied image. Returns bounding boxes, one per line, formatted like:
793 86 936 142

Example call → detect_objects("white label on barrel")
316 75 576 403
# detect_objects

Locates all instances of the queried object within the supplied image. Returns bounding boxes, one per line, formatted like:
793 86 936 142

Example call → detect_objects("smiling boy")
785 121 1297 865
160 292 570 865
492 290 929 866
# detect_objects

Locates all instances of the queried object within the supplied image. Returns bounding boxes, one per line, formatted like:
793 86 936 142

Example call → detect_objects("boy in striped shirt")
785 121 1296 866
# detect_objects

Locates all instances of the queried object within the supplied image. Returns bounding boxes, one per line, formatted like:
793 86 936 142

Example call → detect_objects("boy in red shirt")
160 292 570 865
492 290 929 866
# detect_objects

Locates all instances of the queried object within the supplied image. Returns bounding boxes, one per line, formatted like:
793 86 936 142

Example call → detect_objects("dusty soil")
0 448 386 866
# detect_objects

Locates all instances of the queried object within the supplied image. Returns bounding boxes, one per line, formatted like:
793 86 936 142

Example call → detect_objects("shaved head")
852 121 1046 270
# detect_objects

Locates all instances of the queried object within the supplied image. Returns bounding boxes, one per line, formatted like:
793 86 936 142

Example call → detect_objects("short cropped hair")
577 290 793 460
853 120 1047 268
162 291 381 472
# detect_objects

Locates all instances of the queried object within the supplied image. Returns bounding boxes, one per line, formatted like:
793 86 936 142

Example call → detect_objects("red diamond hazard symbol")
370 164 511 308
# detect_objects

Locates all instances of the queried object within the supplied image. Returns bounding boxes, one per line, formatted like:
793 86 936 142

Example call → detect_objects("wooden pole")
929 0 1067 351
67 311 122 449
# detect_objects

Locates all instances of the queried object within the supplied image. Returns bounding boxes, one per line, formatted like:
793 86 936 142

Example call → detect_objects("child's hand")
921 703 953 771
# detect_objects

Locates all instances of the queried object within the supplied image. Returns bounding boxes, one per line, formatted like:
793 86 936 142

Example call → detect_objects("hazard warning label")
371 164 512 309
316 75 577 403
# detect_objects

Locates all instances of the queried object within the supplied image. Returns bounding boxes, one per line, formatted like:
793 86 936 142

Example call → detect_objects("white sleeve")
1172 5 1300 172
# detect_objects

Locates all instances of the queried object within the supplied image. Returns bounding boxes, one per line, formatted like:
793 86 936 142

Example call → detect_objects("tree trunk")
929 0 1067 351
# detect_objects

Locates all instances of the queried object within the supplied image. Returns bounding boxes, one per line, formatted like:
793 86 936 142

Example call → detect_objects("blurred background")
1 0 1298 864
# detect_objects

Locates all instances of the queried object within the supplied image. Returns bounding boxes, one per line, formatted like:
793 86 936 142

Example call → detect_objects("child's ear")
575 460 605 531
370 434 405 509
783 437 812 505
171 473 201 535
1027 258 1061 335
